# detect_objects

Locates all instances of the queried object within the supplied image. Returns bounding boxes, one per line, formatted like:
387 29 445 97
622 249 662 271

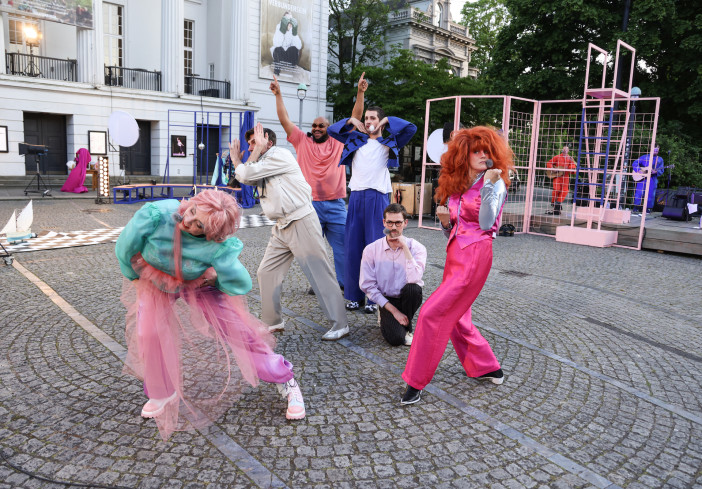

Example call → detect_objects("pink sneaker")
141 391 178 418
279 379 305 420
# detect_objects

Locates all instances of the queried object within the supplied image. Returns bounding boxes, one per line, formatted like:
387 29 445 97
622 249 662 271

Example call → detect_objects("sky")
450 0 472 22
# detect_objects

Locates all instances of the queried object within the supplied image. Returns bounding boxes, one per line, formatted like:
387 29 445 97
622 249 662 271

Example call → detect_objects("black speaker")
661 206 688 221
18 143 48 155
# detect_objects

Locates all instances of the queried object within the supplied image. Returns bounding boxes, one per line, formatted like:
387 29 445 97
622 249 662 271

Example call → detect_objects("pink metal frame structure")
417 40 660 251
417 95 538 232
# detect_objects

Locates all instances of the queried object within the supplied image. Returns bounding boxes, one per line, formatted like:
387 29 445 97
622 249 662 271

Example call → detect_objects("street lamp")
297 83 307 128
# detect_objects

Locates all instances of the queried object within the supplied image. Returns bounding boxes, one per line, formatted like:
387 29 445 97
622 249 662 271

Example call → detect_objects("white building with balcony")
0 0 330 180
386 0 477 78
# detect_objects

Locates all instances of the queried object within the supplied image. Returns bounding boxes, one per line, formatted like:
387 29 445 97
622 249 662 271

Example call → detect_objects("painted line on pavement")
476 321 702 426
12 259 288 489
259 296 624 489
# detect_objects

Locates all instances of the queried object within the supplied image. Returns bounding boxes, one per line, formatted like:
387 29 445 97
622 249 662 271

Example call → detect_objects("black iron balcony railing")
185 75 230 99
105 66 162 91
5 52 77 81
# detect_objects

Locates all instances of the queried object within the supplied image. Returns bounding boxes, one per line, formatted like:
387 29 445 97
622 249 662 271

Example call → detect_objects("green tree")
459 0 511 75
344 50 485 130
327 0 393 111
487 0 702 185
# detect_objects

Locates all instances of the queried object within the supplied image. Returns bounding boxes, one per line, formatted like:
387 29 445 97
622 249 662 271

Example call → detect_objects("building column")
229 1 248 102
0 15 6 74
76 2 104 84
161 0 184 94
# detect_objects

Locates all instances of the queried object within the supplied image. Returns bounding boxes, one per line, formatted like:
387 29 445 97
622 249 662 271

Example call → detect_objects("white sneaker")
404 332 413 346
268 320 285 333
321 325 349 341
278 378 305 420
141 391 178 418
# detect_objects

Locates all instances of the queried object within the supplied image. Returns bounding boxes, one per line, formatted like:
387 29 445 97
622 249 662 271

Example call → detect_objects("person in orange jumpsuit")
546 145 576 215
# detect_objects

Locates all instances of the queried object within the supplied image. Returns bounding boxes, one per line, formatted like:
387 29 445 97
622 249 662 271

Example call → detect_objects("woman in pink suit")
401 126 514 405
61 148 90 193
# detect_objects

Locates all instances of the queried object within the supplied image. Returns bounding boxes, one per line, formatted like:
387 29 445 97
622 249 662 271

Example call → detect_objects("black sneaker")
477 368 504 385
364 304 377 314
400 385 422 405
345 301 360 311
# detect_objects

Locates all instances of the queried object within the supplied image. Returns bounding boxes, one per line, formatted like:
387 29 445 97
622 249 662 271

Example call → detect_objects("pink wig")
177 190 241 242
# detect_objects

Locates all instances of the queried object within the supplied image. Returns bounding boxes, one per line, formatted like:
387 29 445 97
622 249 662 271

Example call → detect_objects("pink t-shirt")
288 127 346 201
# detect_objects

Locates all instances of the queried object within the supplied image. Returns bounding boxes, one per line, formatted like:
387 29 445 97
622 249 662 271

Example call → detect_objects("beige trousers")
258 212 347 331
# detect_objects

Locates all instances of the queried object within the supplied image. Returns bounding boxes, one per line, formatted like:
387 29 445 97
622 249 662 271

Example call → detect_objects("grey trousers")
258 212 348 331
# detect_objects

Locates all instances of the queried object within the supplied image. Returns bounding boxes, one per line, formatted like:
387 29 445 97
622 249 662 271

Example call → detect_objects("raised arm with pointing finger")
326 77 417 314
270 73 365 138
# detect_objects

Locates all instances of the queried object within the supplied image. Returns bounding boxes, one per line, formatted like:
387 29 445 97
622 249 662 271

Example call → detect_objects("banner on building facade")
259 0 312 84
0 0 94 29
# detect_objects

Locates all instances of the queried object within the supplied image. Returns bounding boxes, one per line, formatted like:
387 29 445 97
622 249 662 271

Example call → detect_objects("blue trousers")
634 177 659 211
344 189 389 302
312 199 347 287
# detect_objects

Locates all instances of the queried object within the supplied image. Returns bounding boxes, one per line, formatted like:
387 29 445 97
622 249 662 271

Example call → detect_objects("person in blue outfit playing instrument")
632 145 664 214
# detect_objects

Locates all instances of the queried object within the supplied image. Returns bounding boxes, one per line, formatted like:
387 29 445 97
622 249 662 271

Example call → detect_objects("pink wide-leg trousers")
402 238 500 390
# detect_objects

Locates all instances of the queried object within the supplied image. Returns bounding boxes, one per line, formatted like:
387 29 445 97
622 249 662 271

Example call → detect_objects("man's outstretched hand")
357 72 368 93
269 75 281 96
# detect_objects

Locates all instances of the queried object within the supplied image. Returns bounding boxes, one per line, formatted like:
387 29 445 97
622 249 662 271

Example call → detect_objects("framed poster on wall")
88 130 107 155
259 0 312 84
171 135 187 157
0 126 7 153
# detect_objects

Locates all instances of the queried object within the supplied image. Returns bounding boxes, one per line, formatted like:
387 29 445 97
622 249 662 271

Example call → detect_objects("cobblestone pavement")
1 199 701 489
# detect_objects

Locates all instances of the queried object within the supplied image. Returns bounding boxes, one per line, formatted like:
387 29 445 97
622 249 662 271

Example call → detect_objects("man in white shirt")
230 123 349 341
328 107 416 315
360 204 426 346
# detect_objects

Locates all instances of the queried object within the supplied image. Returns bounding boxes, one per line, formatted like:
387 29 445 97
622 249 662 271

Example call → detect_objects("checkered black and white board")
0 214 275 253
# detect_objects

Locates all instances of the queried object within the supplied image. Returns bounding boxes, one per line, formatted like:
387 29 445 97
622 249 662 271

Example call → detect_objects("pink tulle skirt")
121 255 293 441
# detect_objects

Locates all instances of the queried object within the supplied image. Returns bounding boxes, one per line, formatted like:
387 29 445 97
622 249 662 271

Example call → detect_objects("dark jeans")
379 283 423 346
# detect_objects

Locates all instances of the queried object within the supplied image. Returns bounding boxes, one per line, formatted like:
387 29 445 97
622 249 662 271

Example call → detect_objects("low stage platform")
523 211 702 256
112 183 242 204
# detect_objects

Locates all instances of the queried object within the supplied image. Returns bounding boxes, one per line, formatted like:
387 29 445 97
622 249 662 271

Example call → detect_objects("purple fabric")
61 148 91 193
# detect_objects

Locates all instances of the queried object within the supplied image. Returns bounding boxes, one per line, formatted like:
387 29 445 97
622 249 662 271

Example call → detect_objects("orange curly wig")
434 126 515 205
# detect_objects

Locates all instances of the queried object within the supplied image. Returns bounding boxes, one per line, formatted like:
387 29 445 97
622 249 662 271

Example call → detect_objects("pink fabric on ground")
121 247 293 441
402 238 500 390
61 148 90 193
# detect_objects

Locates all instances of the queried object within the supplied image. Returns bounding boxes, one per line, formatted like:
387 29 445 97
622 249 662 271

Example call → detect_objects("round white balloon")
108 111 140 147
426 129 448 163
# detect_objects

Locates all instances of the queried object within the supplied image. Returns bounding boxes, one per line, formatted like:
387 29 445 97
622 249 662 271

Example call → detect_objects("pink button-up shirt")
359 236 427 308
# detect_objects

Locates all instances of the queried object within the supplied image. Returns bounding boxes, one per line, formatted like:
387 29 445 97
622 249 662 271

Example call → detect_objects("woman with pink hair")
61 148 90 193
116 190 304 441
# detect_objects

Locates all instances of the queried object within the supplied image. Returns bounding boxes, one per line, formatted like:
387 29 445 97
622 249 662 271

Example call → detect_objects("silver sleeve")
479 178 507 230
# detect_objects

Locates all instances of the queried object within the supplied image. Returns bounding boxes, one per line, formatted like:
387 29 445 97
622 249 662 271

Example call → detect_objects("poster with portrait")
259 0 312 84
171 135 187 157
0 0 94 29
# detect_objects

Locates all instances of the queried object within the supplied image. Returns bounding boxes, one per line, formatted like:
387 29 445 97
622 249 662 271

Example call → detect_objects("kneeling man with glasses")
359 204 427 346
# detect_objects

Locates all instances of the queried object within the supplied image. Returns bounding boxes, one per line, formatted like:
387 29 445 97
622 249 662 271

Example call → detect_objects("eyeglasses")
384 220 405 227
311 123 327 128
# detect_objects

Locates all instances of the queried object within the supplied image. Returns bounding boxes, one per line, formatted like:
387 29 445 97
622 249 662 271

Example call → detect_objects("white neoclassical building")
385 0 477 78
0 0 330 179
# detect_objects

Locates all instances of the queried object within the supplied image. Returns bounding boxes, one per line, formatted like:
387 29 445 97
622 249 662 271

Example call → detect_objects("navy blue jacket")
327 116 417 169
